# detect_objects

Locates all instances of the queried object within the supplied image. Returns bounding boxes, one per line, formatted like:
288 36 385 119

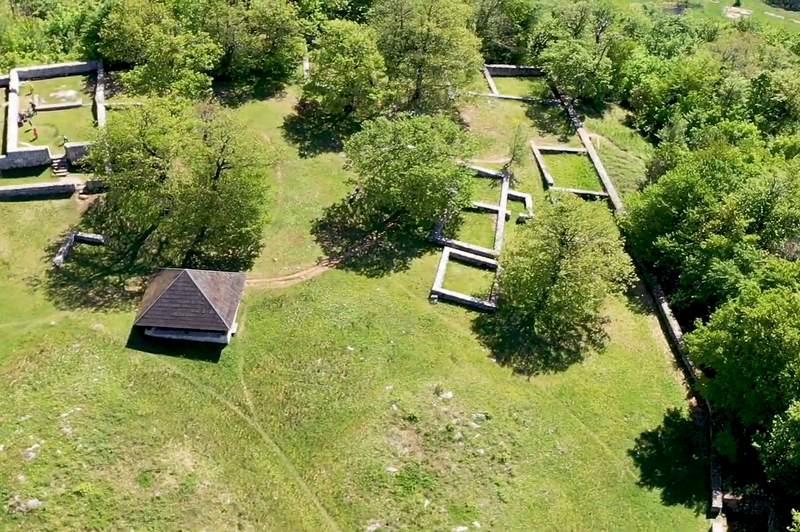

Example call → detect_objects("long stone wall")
14 60 99 81
485 64 544 78
0 182 77 199
0 147 53 170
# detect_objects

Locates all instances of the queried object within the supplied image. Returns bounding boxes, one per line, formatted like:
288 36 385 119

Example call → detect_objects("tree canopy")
476 195 634 375
343 113 476 235
85 100 275 273
303 19 387 120
369 0 482 112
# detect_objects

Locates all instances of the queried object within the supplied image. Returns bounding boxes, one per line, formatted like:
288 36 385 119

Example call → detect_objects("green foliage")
541 38 613 103
757 400 800 498
344 114 475 234
473 0 539 64
687 288 800 429
370 0 482 113
478 195 634 375
623 136 800 315
98 0 222 98
791 509 800 532
303 19 387 119
209 0 306 91
84 100 275 272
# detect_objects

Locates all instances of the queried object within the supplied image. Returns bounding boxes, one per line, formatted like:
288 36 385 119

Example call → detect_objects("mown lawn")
0 88 709 532
20 75 96 154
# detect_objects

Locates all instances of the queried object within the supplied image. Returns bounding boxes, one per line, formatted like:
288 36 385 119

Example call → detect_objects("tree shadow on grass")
628 407 710 516
525 101 576 143
29 233 145 312
212 79 288 108
311 197 435 278
125 328 223 363
281 99 361 158
471 310 608 376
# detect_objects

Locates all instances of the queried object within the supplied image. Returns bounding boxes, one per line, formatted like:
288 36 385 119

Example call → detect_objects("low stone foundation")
0 182 76 200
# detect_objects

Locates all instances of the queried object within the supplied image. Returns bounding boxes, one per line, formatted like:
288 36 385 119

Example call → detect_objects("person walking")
32 128 39 141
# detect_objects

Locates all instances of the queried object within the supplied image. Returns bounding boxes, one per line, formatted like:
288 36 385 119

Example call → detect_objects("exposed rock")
7 496 42 513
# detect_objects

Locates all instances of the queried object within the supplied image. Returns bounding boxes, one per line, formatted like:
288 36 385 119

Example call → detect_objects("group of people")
17 99 38 140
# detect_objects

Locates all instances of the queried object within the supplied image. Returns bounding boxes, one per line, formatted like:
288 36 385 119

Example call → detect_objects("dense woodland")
5 0 800 523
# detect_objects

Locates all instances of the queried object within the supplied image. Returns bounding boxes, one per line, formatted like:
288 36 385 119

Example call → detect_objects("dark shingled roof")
134 269 246 332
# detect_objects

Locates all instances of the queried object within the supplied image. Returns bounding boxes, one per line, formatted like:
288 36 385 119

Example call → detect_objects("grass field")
0 88 710 531
610 0 800 31
18 75 95 155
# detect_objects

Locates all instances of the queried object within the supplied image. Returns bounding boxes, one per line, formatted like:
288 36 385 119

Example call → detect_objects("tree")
369 0 482 112
343 114 476 234
553 0 592 39
303 19 387 120
790 509 800 532
473 0 539 64
84 100 275 273
478 194 634 374
622 138 800 317
687 287 800 430
98 0 222 98
541 38 614 103
757 400 800 498
749 69 800 137
213 0 306 92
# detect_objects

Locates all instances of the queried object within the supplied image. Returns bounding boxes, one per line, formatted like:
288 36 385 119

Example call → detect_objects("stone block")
484 64 544 78
0 182 76 200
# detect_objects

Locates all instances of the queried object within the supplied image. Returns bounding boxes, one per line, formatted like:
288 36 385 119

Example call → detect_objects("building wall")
144 327 234 345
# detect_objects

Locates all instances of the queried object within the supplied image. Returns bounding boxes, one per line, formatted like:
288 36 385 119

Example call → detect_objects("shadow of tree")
212 79 287 108
125 328 223 363
472 310 608 375
628 407 710 515
281 99 361 158
525 102 576 143
29 233 145 312
310 197 435 278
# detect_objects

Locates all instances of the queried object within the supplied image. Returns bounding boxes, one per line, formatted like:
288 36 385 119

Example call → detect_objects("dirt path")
246 259 336 289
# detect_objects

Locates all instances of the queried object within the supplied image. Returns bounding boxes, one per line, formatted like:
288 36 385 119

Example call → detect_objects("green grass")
470 176 504 204
0 87 708 532
610 0 800 31
18 75 96 154
0 166 55 184
543 153 604 191
464 97 581 160
491 77 549 98
441 260 496 298
456 211 497 250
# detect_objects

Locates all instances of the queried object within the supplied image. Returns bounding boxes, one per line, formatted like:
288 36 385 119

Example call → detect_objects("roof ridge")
186 269 231 329
134 269 185 326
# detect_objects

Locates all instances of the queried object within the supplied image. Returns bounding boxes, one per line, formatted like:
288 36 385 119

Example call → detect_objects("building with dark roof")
134 268 246 345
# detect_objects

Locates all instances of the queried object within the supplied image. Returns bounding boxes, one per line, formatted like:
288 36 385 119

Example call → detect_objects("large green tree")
478 194 634 374
85 100 275 272
687 287 800 430
343 114 475 234
758 400 800 498
98 0 222 98
303 19 387 120
621 135 800 316
541 38 613 102
473 0 539 64
369 0 482 112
